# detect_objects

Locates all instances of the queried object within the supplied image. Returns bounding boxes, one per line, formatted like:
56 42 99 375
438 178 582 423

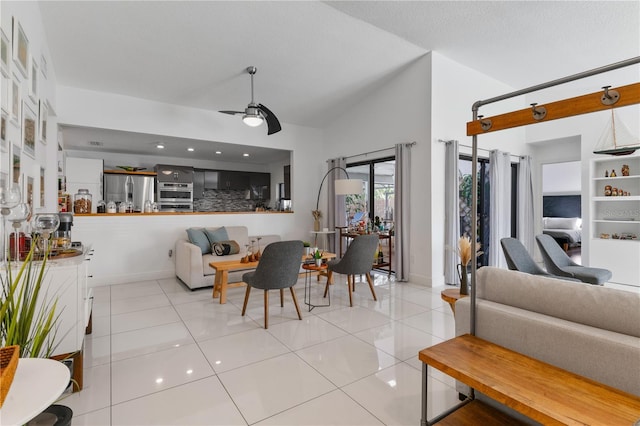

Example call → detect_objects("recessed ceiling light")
215 151 222 155
243 153 249 157
156 143 165 149
187 147 194 152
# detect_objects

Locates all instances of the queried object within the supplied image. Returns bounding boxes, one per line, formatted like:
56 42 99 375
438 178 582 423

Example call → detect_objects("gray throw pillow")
204 227 229 245
186 228 211 254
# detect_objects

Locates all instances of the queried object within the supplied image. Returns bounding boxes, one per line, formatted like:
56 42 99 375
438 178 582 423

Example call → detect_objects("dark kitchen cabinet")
218 171 250 190
193 170 205 198
249 172 271 200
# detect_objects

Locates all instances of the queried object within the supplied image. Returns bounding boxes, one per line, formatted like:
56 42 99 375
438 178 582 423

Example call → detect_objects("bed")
543 217 582 251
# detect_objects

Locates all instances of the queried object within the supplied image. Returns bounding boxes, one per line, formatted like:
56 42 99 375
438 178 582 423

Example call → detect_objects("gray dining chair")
535 234 612 285
241 240 304 329
500 238 580 281
324 234 379 307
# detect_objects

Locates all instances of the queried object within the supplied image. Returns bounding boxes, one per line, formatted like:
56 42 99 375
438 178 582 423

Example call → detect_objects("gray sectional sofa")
455 267 640 410
175 226 280 289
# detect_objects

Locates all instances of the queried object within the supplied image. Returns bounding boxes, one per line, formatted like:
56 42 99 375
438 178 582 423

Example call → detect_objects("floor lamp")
313 166 363 237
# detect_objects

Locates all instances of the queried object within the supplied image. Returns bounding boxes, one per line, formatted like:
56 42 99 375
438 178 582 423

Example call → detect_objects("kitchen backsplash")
194 189 263 212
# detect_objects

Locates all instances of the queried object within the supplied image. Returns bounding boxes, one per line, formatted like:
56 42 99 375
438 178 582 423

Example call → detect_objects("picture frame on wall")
39 100 47 144
22 101 36 158
12 17 28 78
29 57 38 102
26 175 34 214
11 74 20 125
1 75 9 113
12 143 20 184
40 55 47 79
1 30 10 77
40 166 45 207
1 111 7 153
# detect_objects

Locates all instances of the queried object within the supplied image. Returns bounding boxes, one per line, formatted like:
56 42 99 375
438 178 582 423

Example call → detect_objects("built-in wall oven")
155 164 194 212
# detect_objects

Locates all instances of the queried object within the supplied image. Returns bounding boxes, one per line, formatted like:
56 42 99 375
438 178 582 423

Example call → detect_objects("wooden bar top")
419 334 640 426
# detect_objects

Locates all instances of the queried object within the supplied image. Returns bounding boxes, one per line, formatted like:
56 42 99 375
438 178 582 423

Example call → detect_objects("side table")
303 263 330 311
440 288 467 314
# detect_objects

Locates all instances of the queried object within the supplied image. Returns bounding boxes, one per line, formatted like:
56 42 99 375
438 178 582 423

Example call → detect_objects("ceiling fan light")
242 114 264 127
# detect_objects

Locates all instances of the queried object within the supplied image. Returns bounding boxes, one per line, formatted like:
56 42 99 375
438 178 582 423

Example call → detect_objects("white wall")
0 1 58 214
542 161 581 195
324 54 432 284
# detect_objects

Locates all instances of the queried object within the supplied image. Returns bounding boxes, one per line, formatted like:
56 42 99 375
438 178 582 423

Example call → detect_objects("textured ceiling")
38 1 639 160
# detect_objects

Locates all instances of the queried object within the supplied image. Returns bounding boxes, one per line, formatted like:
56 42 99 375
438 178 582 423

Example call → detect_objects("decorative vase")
314 218 320 232
315 259 322 267
458 263 469 295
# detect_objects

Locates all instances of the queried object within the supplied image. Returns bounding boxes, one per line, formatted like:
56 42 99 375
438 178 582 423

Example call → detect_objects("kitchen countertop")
74 211 294 216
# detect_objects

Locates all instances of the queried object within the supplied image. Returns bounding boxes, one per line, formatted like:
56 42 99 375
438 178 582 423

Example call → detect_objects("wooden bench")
419 334 640 425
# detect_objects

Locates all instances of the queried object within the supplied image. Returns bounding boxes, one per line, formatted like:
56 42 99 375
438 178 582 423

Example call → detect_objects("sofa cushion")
477 267 640 337
204 227 229 244
213 240 240 256
186 228 211 254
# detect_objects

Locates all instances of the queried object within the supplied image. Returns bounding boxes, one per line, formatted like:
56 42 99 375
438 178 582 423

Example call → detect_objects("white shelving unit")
590 155 640 286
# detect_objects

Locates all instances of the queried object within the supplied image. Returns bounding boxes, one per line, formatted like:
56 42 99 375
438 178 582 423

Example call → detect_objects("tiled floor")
63 272 460 425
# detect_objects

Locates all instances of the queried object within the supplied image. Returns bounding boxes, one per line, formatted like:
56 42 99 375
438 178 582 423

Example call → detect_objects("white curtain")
489 150 511 268
444 141 460 284
327 158 346 254
517 156 535 253
394 143 412 281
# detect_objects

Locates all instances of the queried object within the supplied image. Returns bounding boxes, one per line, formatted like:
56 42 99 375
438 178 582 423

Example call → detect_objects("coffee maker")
54 212 73 250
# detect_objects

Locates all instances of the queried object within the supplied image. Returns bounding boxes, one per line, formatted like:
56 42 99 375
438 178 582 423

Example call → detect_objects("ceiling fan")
219 66 282 135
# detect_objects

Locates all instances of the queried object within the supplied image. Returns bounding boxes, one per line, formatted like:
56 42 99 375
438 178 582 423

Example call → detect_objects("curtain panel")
489 150 511 268
444 141 460 284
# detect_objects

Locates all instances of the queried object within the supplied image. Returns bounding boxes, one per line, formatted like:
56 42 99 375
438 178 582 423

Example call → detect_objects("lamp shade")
334 179 363 195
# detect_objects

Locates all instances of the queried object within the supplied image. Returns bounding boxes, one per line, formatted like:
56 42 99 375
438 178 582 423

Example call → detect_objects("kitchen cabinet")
204 171 219 189
249 172 271 200
218 171 250 190
193 171 205 198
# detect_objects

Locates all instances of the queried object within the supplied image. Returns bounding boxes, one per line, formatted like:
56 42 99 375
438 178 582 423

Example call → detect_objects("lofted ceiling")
38 1 639 162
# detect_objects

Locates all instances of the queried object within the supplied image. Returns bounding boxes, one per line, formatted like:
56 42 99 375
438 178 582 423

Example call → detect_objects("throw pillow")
204 227 229 244
212 240 240 256
186 228 211 254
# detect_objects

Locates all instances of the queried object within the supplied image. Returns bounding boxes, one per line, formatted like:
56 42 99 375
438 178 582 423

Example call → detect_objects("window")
346 157 395 230
459 155 518 266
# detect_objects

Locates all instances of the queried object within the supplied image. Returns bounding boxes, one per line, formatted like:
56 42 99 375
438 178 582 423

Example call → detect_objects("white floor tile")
198 328 290 373
110 293 171 315
70 407 111 426
218 352 336 424
255 389 383 425
315 306 391 334
399 310 456 341
111 343 215 404
342 362 459 426
84 334 110 367
176 299 260 340
111 305 181 334
267 314 348 351
359 296 429 320
57 363 111 417
296 335 399 387
353 320 443 362
110 280 164 301
111 376 246 425
111 322 195 362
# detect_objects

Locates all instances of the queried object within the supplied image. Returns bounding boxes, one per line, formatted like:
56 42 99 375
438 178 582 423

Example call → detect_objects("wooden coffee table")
210 252 336 304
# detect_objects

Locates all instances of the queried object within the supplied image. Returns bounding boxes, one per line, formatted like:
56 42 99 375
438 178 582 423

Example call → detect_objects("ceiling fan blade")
219 110 244 116
257 103 282 135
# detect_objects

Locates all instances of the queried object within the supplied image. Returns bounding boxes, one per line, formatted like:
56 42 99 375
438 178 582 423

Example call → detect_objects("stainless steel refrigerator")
103 174 155 212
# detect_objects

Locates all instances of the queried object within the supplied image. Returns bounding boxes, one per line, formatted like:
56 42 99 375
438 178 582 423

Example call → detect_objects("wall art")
1 111 7 153
29 56 38 102
39 100 47 144
12 17 28 78
26 174 34 213
40 166 45 207
1 75 9 113
22 101 36 158
12 143 20 184
11 74 20 125
0 30 10 77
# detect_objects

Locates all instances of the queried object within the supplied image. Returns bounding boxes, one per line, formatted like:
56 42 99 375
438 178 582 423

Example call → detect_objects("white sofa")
455 267 640 416
175 226 281 289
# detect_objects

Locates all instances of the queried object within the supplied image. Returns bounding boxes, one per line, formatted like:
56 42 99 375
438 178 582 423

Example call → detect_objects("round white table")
0 358 70 426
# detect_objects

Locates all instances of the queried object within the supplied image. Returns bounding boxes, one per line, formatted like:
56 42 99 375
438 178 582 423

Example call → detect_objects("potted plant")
1 244 61 358
456 235 483 295
312 249 323 267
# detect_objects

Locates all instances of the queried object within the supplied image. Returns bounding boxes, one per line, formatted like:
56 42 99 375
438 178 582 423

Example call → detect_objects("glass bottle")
74 189 92 213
